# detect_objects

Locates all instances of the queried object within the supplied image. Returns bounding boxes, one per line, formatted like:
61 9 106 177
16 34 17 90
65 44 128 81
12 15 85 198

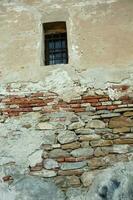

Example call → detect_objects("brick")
70 104 81 108
56 157 65 162
72 108 85 113
2 175 13 182
31 92 44 97
99 97 109 102
96 106 107 110
107 105 118 110
82 95 101 100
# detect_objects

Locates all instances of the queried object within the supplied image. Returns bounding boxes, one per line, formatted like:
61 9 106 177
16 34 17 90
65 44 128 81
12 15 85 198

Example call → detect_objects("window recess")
43 22 68 65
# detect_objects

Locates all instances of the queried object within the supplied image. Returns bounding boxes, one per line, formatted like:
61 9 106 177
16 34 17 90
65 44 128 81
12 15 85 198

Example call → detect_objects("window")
43 22 68 65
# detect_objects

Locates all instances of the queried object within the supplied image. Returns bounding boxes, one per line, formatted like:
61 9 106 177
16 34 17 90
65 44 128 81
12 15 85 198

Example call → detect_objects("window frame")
42 21 68 66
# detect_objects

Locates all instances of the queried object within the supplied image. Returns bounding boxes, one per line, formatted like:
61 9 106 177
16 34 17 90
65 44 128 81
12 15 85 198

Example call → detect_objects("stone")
112 145 130 154
42 144 52 150
88 154 119 169
86 120 105 129
114 108 133 113
30 169 57 177
42 151 48 159
113 127 130 133
52 144 61 149
49 149 70 158
39 115 50 122
75 128 95 135
120 134 133 139
37 122 54 130
79 134 101 141
114 139 133 144
66 176 81 187
66 162 133 200
94 147 106 157
54 175 80 188
95 128 113 134
60 161 87 170
0 176 65 200
58 169 84 176
81 171 98 187
61 142 80 150
57 131 78 144
68 121 85 130
90 140 113 147
43 159 59 169
101 113 120 118
28 149 43 167
124 111 133 117
81 141 90 148
71 148 93 157
109 116 133 128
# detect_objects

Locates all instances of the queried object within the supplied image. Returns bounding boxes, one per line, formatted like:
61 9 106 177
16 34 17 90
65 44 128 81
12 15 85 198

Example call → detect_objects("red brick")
3 176 13 182
70 104 81 108
79 99 98 104
99 97 109 102
96 106 107 110
69 99 82 104
56 157 65 162
120 96 129 101
31 92 44 97
91 102 101 107
112 85 129 91
82 95 101 100
72 108 85 112
107 105 118 110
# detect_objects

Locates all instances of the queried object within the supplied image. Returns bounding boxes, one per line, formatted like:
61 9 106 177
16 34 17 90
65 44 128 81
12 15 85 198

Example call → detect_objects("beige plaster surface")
0 0 133 88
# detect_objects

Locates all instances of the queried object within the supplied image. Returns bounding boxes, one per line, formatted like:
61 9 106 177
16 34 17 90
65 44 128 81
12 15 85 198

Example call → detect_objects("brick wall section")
1 84 133 189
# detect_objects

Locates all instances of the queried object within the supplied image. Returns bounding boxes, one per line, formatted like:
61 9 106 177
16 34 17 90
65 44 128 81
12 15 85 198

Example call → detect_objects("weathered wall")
0 0 133 90
0 0 133 198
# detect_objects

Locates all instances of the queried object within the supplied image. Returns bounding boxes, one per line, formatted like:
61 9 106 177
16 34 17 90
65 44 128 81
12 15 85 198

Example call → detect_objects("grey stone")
114 107 133 113
37 122 55 130
49 149 70 158
81 171 98 187
66 162 133 200
95 128 113 134
0 176 65 200
75 128 95 135
57 130 78 144
79 134 101 141
86 120 105 129
71 148 93 157
30 169 57 177
60 161 87 170
101 113 120 118
68 121 85 130
43 159 59 169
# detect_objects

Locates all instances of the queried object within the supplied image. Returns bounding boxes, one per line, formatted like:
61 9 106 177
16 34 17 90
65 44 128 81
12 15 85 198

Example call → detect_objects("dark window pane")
45 32 68 65
55 41 61 48
62 40 66 48
48 41 54 49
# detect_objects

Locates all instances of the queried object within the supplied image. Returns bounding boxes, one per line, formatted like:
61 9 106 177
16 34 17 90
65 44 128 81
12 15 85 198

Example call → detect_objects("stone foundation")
0 82 133 189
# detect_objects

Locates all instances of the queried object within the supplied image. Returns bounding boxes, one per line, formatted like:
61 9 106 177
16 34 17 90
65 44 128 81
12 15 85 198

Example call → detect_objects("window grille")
43 22 68 65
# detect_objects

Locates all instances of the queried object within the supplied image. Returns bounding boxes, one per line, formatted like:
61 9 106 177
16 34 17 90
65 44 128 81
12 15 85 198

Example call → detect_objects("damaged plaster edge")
0 66 133 101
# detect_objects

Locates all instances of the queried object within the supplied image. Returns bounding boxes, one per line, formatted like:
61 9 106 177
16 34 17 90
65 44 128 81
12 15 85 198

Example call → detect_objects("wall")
0 0 133 192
